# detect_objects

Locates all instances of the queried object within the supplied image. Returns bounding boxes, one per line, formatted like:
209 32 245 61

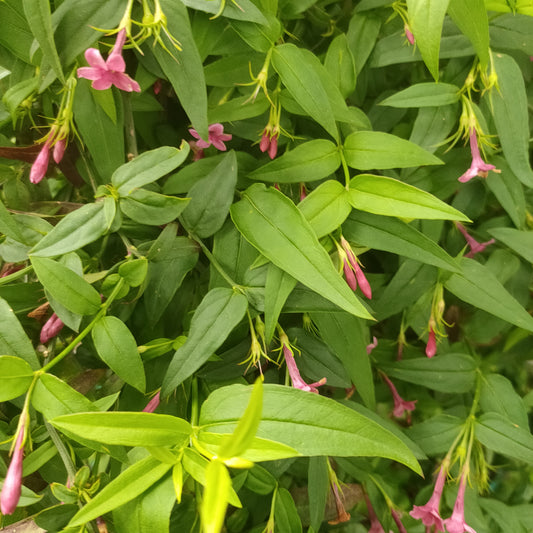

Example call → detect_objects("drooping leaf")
200 384 421 473
162 288 248 396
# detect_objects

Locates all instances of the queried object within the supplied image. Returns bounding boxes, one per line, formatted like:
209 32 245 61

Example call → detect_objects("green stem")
191 234 241 291
339 149 351 189
0 265 33 286
45 420 77 482
41 278 125 373
122 92 138 159
190 378 199 427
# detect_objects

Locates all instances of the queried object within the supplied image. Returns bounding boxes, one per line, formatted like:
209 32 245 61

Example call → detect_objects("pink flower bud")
0 416 26 515
426 326 437 358
268 135 278 159
259 132 270 153
404 24 415 45
30 142 51 184
142 391 161 413
53 138 66 164
40 313 64 344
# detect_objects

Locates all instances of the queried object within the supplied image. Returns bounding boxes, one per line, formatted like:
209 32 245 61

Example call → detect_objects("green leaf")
343 212 461 273
311 312 375 409
344 132 443 170
162 288 248 396
248 140 341 184
299 180 352 239
22 0 64 82
0 298 39 369
308 457 329 532
32 373 98 419
230 184 373 319
264 265 297 344
68 456 173 527
208 93 270 123
181 150 237 238
324 33 357 99
444 257 533 332
120 189 190 226
112 144 190 196
51 412 192 447
92 316 146 392
480 374 529 430
201 461 232 533
491 53 533 187
488 227 533 263
406 0 451 80
31 256 101 316
145 234 199 326
118 258 148 288
408 415 464 455
379 83 460 108
379 354 477 393
348 175 468 221
447 0 490 69
272 44 338 140
30 202 109 257
0 197 25 243
73 81 125 181
200 384 421 473
475 413 533 465
180 0 266 23
346 11 382 74
155 0 208 139
230 13 282 52
274 488 302 533
0 355 33 401
219 378 263 459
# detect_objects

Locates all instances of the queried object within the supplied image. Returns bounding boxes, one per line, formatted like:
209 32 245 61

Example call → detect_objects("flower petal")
77 67 104 81
85 48 107 70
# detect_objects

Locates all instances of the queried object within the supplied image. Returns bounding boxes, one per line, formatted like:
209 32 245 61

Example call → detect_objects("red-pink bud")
426 327 437 358
268 135 278 159
142 391 161 413
354 263 372 299
53 138 66 164
342 259 357 291
0 416 26 515
259 132 270 153
40 313 64 344
30 142 51 184
404 24 415 45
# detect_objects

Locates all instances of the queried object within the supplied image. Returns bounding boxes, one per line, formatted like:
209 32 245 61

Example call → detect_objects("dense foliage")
1 0 533 532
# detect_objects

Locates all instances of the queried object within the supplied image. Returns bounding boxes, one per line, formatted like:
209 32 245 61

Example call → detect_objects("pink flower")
188 141 205 162
404 24 415 45
426 326 437 358
189 123 232 151
281 335 326 394
30 140 52 184
0 414 26 515
382 374 417 420
340 237 372 299
458 129 499 183
444 473 477 533
143 391 161 413
410 464 447 532
77 29 141 92
40 313 64 344
455 223 495 259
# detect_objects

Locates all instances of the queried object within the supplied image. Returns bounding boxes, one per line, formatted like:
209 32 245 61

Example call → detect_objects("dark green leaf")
379 83 460 108
162 288 248 396
120 189 190 226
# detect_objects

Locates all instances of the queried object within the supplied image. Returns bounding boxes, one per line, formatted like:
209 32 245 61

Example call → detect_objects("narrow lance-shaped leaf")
67 456 173 527
248 140 341 184
272 44 338 141
343 131 443 170
349 175 468 221
201 461 232 533
51 412 192 448
230 184 373 319
444 257 533 332
162 288 248 396
406 0 451 80
23 0 64 82
379 83 460 108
